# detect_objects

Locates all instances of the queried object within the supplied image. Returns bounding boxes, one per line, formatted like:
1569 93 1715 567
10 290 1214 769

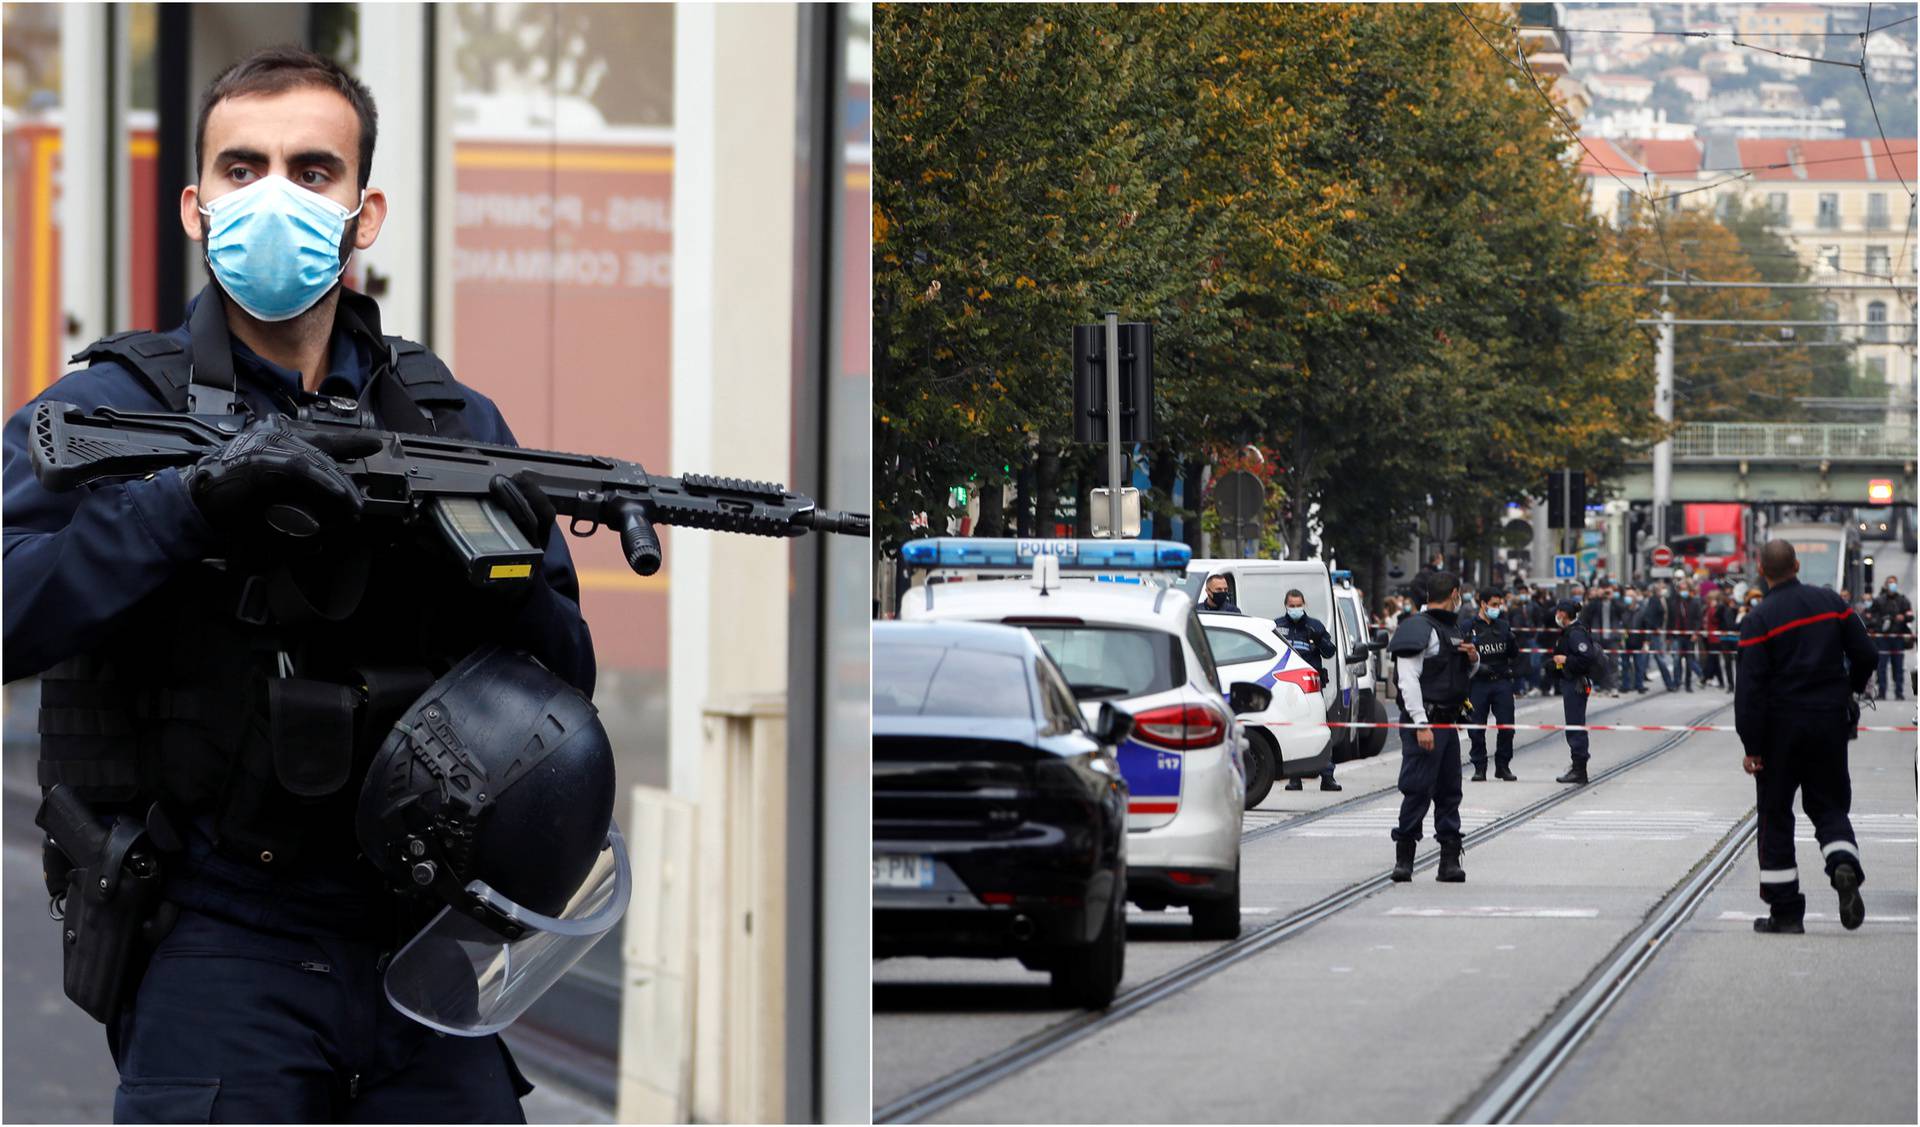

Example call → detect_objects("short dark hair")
1481 586 1506 602
1427 571 1461 603
196 46 378 188
1284 588 1306 605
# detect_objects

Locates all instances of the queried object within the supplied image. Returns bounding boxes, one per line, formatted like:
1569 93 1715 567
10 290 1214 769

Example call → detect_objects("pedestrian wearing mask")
1387 571 1478 882
1506 583 1533 698
1619 587 1649 693
1464 588 1518 782
1276 590 1341 792
1868 577 1912 701
1551 599 1602 784
1737 541 1880 934
1199 573 1242 614
1663 579 1698 692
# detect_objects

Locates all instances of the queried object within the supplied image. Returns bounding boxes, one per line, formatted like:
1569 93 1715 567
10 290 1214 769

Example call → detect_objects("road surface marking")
1385 907 1599 918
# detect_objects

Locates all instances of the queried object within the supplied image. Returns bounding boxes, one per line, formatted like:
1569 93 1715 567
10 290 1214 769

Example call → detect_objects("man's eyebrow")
289 149 349 174
213 146 270 167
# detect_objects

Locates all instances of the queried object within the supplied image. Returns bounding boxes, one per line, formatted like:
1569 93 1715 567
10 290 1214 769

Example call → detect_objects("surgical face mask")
198 174 364 322
1285 606 1305 621
1889 582 1899 593
1486 606 1502 620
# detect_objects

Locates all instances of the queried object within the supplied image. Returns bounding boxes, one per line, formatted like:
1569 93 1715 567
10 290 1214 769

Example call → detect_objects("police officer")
1387 571 1478 883
1868 576 1911 701
2 48 593 1121
1277 589 1342 792
1464 587 1518 782
1199 573 1242 614
1551 599 1601 784
1737 540 1880 934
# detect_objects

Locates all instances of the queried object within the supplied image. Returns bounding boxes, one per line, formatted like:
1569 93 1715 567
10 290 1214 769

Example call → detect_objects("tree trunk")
976 477 1005 537
1073 455 1094 538
1013 462 1035 537
1036 446 1061 538
1182 458 1208 554
1148 446 1178 541
1367 553 1386 623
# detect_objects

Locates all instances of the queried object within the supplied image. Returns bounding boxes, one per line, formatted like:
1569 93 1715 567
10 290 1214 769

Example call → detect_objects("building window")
1867 192 1889 230
1818 245 1841 273
1767 191 1789 223
1866 245 1890 276
1615 189 1634 228
1817 192 1839 229
1866 301 1888 343
1821 301 1841 342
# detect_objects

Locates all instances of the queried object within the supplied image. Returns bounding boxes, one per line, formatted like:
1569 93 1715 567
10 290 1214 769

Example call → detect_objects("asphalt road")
874 686 1918 1123
0 776 612 1125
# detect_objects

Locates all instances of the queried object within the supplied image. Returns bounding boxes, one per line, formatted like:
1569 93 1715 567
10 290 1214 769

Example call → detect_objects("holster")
36 786 175 1024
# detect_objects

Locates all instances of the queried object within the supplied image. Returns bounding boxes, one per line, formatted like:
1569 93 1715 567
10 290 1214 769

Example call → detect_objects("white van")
1183 560 1389 764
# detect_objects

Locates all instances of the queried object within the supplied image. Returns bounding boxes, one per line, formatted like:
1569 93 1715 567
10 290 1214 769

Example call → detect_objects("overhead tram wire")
1461 10 1918 38
1861 2 1914 198
1581 148 1918 182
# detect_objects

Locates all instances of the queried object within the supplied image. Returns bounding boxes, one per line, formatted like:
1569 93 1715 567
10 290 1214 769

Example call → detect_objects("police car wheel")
1242 733 1277 809
1189 868 1242 941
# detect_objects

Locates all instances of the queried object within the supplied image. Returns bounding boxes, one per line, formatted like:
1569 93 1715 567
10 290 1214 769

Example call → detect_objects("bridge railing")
1667 423 1917 461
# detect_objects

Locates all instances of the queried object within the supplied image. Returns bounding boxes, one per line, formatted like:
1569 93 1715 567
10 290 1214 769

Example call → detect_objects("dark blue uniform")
1276 614 1337 780
3 292 595 1122
1735 577 1878 923
1553 620 1601 768
1463 613 1515 775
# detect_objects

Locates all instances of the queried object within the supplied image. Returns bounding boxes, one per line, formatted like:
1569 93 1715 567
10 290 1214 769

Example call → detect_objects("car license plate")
872 854 935 889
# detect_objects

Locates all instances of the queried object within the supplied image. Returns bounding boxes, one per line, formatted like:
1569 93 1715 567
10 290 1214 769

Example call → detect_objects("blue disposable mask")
198 175 364 322
1285 607 1305 621
1486 607 1502 620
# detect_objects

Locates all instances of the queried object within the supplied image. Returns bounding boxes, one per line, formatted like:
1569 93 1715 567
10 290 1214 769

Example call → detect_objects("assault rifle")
30 399 868 581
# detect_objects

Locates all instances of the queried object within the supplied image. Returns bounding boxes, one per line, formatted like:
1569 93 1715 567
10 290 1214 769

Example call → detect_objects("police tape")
1256 720 1919 734
1488 625 1914 640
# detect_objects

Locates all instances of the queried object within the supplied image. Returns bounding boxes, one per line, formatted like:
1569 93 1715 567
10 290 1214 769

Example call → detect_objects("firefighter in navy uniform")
1464 587 1518 782
1387 571 1477 883
1276 589 1342 791
2 49 592 1122
1737 540 1880 934
1551 600 1600 785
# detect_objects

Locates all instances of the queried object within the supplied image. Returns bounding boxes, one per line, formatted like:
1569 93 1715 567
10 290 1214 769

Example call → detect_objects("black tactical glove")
488 472 558 553
183 415 381 544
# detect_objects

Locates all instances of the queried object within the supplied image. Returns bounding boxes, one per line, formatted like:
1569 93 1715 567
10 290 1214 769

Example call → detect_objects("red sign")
1651 545 1674 568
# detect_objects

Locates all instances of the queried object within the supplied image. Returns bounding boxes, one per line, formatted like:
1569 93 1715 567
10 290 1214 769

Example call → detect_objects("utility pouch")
268 679 358 797
36 786 167 1024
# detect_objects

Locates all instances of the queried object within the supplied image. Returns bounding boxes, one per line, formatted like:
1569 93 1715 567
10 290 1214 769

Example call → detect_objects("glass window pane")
1206 627 1277 666
1025 626 1179 699
874 644 1034 719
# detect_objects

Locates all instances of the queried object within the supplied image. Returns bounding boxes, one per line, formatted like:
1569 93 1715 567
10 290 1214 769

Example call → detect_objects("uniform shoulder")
10 359 170 421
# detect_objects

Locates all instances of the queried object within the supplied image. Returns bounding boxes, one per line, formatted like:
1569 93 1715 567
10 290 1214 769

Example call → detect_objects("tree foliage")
874 3 1656 572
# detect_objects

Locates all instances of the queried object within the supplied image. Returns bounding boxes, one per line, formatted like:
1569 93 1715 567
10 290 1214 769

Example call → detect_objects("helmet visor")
383 824 631 1036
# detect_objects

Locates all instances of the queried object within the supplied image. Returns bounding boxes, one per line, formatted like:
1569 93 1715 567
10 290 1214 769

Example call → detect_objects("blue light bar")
899 538 1192 571
1332 569 1353 584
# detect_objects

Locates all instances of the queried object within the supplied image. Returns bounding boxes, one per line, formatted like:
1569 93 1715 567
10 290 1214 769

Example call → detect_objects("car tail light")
1272 667 1320 695
1168 871 1213 887
981 892 1014 905
1132 703 1227 749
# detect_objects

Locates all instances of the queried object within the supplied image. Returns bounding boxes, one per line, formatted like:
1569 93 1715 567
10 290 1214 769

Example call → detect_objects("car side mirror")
1093 702 1133 745
1372 627 1390 648
1347 645 1370 664
1228 681 1273 715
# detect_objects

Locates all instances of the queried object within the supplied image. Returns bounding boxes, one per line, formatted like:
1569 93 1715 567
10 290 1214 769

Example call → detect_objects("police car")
1185 559 1390 764
899 538 1270 940
1198 612 1332 806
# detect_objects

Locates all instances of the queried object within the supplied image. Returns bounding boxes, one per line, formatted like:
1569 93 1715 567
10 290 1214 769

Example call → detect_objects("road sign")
1088 487 1141 538
1553 554 1577 581
1869 478 1893 503
1651 544 1673 568
1213 470 1265 540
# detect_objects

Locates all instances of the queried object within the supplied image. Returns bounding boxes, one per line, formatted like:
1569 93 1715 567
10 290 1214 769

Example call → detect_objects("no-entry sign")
1651 544 1674 568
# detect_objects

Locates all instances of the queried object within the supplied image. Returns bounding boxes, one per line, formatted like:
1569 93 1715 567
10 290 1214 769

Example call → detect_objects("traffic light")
1545 470 1586 530
1072 321 1155 443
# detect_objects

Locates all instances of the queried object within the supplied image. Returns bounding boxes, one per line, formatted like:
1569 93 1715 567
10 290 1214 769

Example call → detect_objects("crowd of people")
1373 561 1914 703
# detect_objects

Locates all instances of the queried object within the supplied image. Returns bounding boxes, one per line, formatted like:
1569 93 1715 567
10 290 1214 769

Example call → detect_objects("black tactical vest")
36 289 488 870
1388 608 1472 712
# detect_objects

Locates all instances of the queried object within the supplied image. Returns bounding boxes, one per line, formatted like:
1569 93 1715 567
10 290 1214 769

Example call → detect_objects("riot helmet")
356 645 630 1036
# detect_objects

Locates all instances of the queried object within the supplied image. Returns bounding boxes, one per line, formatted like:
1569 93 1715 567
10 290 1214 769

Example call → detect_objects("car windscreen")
872 643 1034 719
1022 626 1182 700
1234 572 1333 628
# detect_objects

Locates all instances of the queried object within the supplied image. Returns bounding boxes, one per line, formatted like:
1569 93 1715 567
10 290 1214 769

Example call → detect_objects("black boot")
1556 764 1588 785
1436 842 1465 883
1320 777 1342 792
1495 765 1517 781
1832 861 1866 931
1470 764 1488 782
1753 913 1806 934
1285 777 1304 791
1390 839 1416 883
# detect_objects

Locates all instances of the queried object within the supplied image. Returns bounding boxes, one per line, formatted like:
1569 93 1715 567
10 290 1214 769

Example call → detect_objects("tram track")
1452 807 1760 1123
875 700 1735 1125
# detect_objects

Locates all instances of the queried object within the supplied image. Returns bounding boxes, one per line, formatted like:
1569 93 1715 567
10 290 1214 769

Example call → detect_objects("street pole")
1653 303 1674 548
1105 311 1124 540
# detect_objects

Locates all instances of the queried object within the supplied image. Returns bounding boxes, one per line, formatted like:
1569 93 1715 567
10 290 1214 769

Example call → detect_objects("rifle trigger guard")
568 514 601 537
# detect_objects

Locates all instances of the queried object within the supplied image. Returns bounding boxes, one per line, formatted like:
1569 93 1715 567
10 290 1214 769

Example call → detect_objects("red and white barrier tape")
1258 720 1918 734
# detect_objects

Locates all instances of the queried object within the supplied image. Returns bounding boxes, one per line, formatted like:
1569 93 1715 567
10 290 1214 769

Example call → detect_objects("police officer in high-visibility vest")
1551 599 1600 785
1463 587 1518 782
1387 571 1478 883
1737 540 1880 934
